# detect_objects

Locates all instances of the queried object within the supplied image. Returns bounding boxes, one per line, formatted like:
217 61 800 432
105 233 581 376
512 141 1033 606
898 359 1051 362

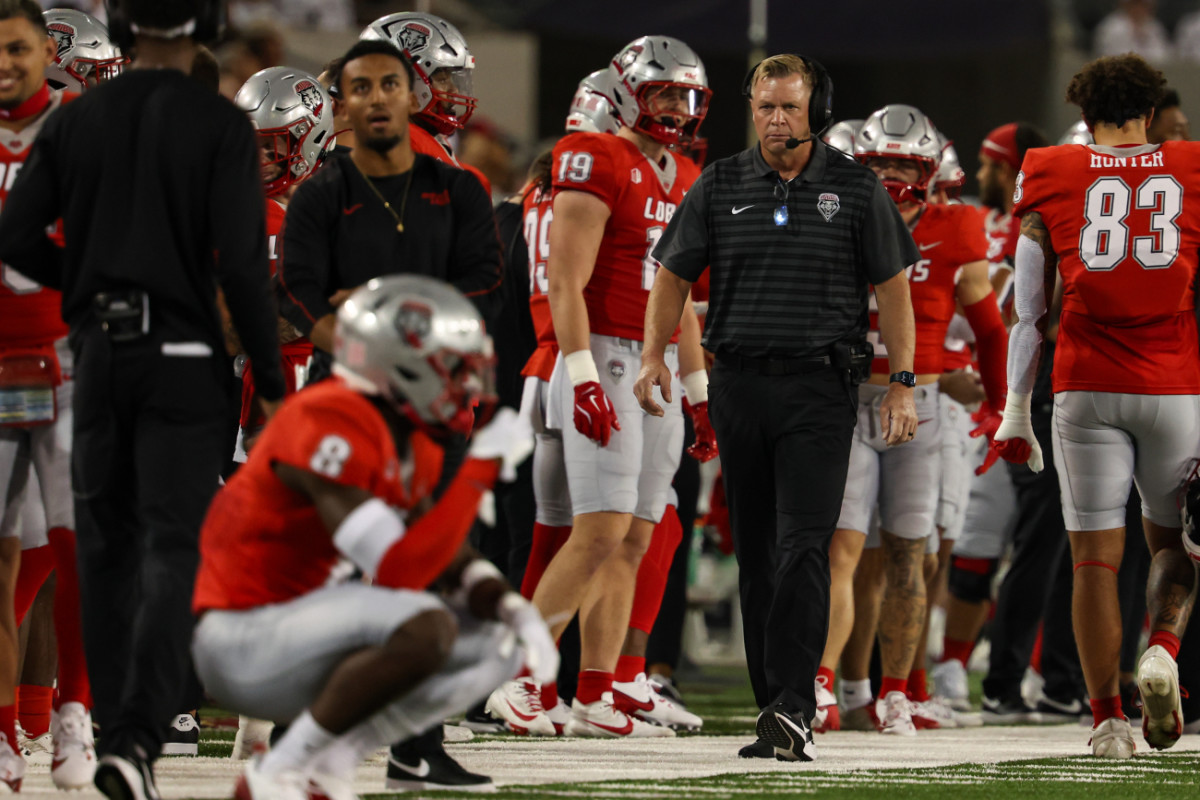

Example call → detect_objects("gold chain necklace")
350 157 414 233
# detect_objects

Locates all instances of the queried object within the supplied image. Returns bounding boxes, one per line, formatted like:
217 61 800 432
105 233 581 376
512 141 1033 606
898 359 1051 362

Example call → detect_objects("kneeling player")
191 276 554 799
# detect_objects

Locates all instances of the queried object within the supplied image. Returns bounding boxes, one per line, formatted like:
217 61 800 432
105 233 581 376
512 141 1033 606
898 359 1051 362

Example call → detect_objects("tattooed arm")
993 211 1058 472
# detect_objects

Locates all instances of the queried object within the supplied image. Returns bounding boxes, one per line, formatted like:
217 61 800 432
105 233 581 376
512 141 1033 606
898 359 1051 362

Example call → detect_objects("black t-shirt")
493 196 536 410
276 152 502 338
0 69 284 399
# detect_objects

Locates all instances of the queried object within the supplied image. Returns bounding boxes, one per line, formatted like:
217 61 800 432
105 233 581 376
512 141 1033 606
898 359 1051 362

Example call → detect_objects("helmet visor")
635 82 711 144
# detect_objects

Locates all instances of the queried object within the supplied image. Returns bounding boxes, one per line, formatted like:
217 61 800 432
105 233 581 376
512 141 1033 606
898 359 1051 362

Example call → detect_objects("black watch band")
890 371 916 388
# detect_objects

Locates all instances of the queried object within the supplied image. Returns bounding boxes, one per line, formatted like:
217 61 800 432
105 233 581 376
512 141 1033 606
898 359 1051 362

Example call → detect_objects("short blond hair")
748 54 814 96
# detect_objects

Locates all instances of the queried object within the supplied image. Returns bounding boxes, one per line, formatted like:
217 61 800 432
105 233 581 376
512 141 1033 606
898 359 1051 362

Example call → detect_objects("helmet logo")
608 360 626 382
817 193 841 223
397 23 431 55
616 44 643 73
294 79 324 118
47 22 76 64
395 301 433 348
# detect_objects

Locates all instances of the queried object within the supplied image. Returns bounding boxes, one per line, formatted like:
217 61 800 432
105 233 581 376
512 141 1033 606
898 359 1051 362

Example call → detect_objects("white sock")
841 679 873 711
311 724 379 781
259 711 335 776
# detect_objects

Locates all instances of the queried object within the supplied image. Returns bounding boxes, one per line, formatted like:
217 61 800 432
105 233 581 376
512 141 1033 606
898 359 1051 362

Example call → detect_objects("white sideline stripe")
162 342 213 357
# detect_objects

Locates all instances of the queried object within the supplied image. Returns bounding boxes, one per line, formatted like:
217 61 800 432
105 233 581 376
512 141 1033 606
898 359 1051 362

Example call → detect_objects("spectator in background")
1094 0 1172 63
458 117 518 200
217 23 284 92
229 0 354 31
1147 87 1189 141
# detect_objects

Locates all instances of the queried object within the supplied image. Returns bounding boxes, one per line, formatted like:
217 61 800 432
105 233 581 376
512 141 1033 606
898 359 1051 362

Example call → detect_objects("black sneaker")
755 704 815 762
1036 694 1087 724
461 707 507 735
982 695 1043 725
95 746 161 800
737 739 774 758
161 712 199 756
385 746 494 792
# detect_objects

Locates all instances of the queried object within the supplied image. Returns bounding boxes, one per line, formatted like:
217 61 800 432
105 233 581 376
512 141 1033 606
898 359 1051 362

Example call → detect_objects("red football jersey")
0 91 71 348
551 132 701 341
1013 142 1200 394
983 207 1018 270
870 203 988 375
410 124 492 197
241 198 313 429
194 379 444 612
521 183 557 380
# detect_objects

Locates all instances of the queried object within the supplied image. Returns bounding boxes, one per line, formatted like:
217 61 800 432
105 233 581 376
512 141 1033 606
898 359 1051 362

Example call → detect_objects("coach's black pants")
70 325 227 760
708 362 855 719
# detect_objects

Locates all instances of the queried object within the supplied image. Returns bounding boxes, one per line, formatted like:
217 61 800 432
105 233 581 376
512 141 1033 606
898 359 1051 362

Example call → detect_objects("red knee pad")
629 506 684 634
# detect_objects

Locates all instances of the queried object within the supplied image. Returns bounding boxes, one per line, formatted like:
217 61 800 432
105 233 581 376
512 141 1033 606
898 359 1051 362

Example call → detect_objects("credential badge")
817 192 841 222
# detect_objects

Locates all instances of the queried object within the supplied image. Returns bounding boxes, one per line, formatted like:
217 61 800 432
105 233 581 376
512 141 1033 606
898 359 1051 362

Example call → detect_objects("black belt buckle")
831 340 874 384
93 290 149 343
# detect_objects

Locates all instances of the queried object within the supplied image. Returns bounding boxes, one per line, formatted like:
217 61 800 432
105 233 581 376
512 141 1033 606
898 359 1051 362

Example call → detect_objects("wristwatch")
890 371 916 388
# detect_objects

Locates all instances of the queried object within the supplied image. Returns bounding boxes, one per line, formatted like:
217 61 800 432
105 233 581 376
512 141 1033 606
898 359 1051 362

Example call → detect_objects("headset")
105 0 226 50
742 55 833 142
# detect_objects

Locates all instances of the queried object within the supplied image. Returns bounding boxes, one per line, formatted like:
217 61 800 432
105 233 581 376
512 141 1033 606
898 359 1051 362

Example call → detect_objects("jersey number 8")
1079 176 1182 272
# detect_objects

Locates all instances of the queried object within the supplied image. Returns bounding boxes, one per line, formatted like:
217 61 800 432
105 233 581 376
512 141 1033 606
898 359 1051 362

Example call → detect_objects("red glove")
573 381 621 447
684 398 719 463
969 403 1003 476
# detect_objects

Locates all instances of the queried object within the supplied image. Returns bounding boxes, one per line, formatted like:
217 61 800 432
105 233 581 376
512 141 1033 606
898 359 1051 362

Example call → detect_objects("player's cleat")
564 693 674 738
813 679 840 733
982 695 1043 725
0 736 24 793
931 660 971 712
613 673 703 731
385 747 494 792
19 730 51 758
877 691 917 736
912 697 959 729
647 674 686 706
232 717 274 760
755 703 815 762
234 755 312 800
162 712 199 756
51 702 97 789
308 770 358 800
544 699 571 736
841 703 881 732
484 680 556 736
94 746 159 800
737 739 774 758
1138 644 1183 750
1090 716 1136 759
442 724 474 744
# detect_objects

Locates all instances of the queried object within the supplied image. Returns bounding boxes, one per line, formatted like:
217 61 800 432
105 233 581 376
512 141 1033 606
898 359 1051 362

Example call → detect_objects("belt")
716 351 831 376
610 338 677 354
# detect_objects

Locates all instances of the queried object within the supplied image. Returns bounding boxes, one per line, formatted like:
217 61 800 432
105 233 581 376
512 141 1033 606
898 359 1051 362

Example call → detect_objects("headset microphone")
785 136 813 149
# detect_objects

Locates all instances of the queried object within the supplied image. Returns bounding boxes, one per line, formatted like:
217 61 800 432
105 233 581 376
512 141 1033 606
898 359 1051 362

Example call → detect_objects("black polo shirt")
654 141 918 359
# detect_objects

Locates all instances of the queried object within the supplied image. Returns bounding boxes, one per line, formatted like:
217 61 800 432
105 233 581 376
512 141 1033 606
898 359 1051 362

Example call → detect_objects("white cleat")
485 680 556 736
1090 717 1136 759
0 736 24 793
51 702 97 789
613 673 702 731
912 697 959 730
234 756 315 800
441 724 474 744
564 692 674 738
931 660 971 712
813 679 839 733
877 691 917 737
544 698 571 736
1138 644 1183 750
232 717 274 761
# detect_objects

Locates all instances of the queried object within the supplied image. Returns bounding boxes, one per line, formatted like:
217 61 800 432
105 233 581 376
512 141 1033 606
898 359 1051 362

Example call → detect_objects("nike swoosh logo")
343 204 363 216
617 694 655 713
731 205 755 214
918 241 942 251
506 700 540 722
387 756 430 778
587 718 634 736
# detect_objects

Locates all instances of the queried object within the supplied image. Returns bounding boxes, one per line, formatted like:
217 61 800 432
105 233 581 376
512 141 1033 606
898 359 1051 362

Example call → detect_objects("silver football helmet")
44 9 127 92
822 118 863 156
566 70 620 135
1058 120 1093 145
235 67 334 198
855 104 942 204
361 13 476 135
333 275 496 436
932 131 966 201
606 35 710 145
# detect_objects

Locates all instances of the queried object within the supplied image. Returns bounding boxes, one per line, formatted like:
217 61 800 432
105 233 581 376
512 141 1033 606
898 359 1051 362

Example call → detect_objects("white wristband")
1002 390 1033 421
449 558 504 608
496 591 533 626
564 350 600 387
681 370 708 405
332 498 406 578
